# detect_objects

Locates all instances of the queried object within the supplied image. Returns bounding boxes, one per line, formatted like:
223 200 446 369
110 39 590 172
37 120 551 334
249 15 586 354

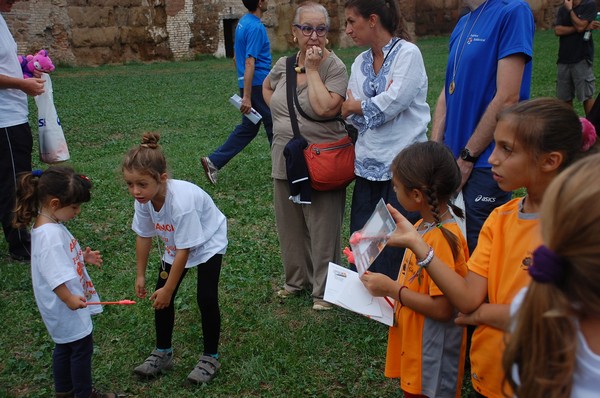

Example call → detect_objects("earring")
293 36 297 43
370 24 375 28
325 38 329 45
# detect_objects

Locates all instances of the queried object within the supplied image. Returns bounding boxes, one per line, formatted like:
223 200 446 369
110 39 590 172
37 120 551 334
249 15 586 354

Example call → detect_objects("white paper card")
229 93 262 124
324 262 395 326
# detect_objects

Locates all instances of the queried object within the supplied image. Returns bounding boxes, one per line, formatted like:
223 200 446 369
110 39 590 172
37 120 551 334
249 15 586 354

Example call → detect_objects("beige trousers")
273 179 346 300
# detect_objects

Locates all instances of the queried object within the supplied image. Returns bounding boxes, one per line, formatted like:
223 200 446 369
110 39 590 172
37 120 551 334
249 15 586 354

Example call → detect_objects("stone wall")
5 0 561 67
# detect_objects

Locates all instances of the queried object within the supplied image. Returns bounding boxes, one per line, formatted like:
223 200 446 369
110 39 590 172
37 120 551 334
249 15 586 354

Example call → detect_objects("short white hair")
293 2 330 27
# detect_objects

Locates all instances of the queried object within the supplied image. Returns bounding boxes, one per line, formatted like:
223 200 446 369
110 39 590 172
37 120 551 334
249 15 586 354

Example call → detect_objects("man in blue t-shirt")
201 0 273 185
431 0 534 254
555 0 599 115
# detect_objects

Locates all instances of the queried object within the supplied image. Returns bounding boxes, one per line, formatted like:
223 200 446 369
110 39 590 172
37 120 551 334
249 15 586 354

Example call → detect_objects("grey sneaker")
187 355 221 384
312 300 333 311
201 157 218 185
134 349 173 378
276 289 298 298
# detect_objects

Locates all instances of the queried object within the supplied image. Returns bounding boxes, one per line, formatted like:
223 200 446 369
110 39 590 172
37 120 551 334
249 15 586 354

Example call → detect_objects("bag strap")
286 54 356 143
286 55 302 139
293 84 339 124
290 63 342 125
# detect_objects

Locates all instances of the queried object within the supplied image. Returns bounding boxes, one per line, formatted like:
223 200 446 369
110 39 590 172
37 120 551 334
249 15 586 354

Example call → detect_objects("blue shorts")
462 168 512 254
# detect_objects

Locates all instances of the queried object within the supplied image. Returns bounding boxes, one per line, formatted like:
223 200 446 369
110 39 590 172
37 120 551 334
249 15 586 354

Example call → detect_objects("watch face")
460 148 476 161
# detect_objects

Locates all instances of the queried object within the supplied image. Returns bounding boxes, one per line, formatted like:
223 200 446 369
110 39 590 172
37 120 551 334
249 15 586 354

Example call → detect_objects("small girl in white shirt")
122 132 227 385
14 166 116 398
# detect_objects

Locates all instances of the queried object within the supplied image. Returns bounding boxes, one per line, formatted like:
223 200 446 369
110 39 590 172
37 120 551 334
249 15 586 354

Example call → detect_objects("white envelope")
324 262 395 326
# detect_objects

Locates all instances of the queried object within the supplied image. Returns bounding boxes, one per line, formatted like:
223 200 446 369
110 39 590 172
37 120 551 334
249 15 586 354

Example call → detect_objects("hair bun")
140 132 161 149
580 117 597 152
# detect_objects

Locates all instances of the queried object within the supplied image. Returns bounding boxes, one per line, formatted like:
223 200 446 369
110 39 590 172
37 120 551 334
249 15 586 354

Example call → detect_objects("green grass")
0 29 581 397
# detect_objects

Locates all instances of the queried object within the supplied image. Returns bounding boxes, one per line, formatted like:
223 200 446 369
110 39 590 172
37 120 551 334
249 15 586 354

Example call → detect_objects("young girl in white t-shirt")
503 153 600 398
122 132 227 385
14 166 116 398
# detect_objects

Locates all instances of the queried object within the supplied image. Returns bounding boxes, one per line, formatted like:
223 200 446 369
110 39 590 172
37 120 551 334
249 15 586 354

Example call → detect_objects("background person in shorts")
555 0 600 115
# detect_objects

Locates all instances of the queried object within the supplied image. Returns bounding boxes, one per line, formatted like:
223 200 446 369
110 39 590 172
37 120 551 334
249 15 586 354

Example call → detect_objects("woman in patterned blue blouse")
342 0 431 279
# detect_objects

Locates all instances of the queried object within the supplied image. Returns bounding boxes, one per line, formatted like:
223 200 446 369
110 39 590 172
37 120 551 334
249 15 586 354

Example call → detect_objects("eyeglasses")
293 24 329 37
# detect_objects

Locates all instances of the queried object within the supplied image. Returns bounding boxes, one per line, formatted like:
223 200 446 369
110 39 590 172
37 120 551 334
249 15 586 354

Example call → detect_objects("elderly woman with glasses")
341 0 430 281
263 1 348 311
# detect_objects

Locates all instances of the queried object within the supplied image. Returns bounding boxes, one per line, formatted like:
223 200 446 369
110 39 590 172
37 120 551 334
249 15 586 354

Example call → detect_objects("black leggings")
154 254 222 355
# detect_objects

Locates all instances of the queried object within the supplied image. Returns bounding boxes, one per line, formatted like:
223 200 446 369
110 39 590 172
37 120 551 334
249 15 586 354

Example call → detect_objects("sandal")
187 355 221 384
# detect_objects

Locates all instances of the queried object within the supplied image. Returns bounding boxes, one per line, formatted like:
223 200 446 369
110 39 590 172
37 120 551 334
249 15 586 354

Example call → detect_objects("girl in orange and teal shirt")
361 141 469 398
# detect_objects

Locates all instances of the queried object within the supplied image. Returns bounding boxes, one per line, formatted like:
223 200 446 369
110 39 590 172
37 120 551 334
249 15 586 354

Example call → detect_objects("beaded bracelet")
416 246 434 268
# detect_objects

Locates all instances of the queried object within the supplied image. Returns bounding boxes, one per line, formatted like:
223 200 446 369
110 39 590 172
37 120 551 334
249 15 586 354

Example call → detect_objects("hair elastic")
31 169 43 177
79 174 90 182
580 117 597 152
528 245 567 284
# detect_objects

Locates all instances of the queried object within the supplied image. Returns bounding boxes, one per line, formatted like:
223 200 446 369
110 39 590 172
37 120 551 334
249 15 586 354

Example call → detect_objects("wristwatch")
460 147 479 163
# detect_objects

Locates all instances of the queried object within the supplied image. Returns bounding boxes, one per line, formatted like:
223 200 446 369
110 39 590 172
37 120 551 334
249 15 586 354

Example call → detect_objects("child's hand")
135 276 147 298
83 247 103 267
343 247 355 264
455 311 478 327
349 231 362 246
386 204 421 249
360 271 395 298
150 287 172 310
66 295 87 310
455 303 511 331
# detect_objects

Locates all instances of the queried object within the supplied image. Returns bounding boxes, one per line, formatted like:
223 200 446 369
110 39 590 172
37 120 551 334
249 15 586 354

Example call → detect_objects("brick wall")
4 0 559 66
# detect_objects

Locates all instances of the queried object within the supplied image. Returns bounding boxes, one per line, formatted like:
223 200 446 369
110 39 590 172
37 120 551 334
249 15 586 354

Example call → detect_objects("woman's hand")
304 45 324 72
342 89 361 118
302 44 344 118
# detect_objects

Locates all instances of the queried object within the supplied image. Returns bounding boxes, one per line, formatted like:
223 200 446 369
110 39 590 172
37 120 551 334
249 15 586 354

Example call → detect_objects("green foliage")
0 30 573 397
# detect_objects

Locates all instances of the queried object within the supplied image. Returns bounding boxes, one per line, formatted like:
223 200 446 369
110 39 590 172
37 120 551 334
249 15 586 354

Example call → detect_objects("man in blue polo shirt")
201 0 273 185
431 0 535 254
